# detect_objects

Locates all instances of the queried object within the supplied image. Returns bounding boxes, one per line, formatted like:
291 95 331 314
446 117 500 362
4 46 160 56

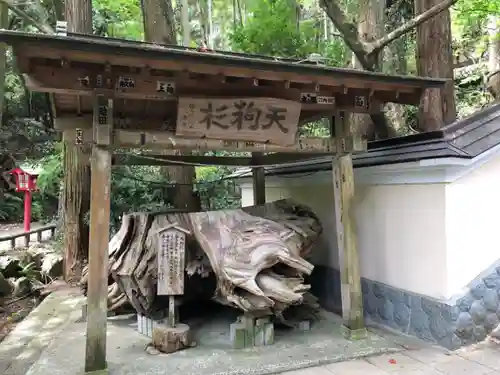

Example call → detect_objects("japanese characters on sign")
117 76 135 89
98 105 108 125
157 227 186 296
156 81 176 95
176 97 301 146
75 128 83 145
354 95 368 109
300 92 336 105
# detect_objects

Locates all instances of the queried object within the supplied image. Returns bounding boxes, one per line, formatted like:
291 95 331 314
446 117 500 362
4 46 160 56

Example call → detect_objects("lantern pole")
24 189 32 233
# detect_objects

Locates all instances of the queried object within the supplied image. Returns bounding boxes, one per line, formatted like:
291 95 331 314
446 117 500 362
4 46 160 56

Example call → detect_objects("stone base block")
263 322 274 345
230 322 247 349
297 320 311 331
84 368 109 375
340 324 368 340
137 314 164 337
254 317 269 346
232 316 274 348
151 323 196 354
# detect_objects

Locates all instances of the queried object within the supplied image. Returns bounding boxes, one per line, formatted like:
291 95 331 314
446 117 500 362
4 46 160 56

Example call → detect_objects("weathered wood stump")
80 199 322 319
151 323 196 354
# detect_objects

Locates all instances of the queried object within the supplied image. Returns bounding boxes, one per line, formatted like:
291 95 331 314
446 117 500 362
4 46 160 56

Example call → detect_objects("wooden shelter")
0 29 446 374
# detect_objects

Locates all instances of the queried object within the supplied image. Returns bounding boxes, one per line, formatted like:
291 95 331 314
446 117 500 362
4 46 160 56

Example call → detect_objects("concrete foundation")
22 310 405 375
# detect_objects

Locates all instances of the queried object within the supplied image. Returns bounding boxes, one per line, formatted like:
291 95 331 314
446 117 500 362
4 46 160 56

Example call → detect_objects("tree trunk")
352 0 386 140
0 2 8 127
141 0 176 44
198 0 209 45
180 0 190 46
415 0 456 131
320 0 457 138
65 0 92 31
384 15 408 134
141 0 197 211
487 16 500 99
62 0 92 283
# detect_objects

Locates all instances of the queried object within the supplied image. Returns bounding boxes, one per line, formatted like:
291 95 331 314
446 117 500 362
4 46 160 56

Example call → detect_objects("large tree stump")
80 199 322 318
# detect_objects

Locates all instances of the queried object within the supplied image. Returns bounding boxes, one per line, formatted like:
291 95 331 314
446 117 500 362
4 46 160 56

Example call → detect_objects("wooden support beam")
63 127 367 154
85 95 113 374
22 64 418 108
332 111 366 340
251 152 266 205
55 113 346 133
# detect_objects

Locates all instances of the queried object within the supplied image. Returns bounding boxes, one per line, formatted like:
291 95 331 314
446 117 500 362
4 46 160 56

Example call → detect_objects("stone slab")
0 287 84 375
84 369 109 375
340 325 368 340
24 310 403 375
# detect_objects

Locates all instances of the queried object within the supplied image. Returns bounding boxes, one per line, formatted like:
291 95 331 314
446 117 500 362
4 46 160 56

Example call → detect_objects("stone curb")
0 287 85 375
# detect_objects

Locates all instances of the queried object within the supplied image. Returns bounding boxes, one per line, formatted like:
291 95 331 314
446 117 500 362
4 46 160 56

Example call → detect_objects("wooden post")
332 111 367 340
252 152 266 205
85 95 113 375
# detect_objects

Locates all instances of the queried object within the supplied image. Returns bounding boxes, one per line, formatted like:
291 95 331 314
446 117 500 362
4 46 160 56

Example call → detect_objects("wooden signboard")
176 97 301 146
156 224 189 296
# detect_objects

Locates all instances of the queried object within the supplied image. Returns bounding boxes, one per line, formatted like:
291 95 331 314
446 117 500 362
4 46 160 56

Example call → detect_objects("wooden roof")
0 30 447 129
229 102 500 174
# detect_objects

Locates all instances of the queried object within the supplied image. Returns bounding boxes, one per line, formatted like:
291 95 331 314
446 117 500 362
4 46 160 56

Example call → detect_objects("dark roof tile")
243 102 500 178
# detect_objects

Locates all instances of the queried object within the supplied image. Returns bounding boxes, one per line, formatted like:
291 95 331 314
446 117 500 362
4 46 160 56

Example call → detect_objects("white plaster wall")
241 179 449 299
240 185 291 207
445 156 500 297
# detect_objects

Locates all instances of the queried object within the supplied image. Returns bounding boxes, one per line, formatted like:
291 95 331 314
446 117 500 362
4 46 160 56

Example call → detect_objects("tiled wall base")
310 265 500 350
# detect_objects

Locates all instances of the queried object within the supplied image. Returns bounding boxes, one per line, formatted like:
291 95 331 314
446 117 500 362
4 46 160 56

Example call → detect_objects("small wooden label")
75 128 83 145
176 97 301 146
157 227 186 295
300 93 336 105
156 81 175 94
317 96 335 105
354 95 368 109
117 76 135 89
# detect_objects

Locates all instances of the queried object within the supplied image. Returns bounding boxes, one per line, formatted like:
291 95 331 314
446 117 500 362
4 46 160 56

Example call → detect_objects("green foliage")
93 0 143 39
229 0 347 66
0 193 23 221
196 165 240 210
454 0 500 28
454 64 493 117
109 166 167 229
230 0 307 57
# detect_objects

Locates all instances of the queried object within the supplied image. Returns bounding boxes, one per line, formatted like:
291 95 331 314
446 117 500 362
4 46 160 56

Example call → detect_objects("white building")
235 103 500 348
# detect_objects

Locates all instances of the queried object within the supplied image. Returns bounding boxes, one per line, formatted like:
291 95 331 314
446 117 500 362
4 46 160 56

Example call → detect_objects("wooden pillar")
252 152 266 205
332 112 367 340
85 95 113 374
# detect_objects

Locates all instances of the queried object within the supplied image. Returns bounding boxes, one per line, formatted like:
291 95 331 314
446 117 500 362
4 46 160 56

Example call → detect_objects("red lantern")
8 167 39 232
